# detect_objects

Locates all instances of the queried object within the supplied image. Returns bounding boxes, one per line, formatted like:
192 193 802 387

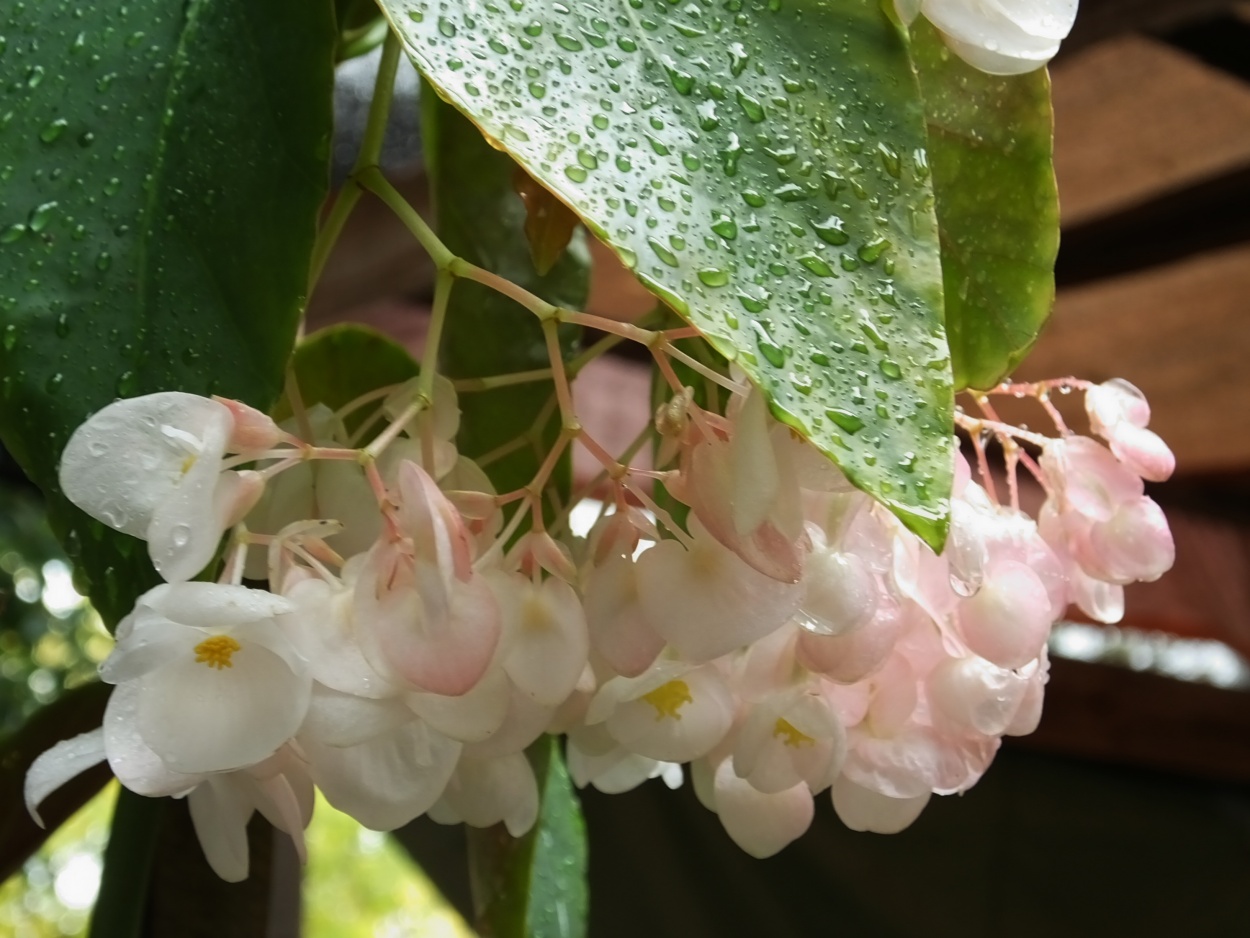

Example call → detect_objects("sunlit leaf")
383 0 954 547
910 18 1059 391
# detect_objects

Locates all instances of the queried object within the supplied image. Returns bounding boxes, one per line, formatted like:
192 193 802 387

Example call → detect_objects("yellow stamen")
641 680 694 721
773 717 815 748
194 635 241 670
180 453 198 476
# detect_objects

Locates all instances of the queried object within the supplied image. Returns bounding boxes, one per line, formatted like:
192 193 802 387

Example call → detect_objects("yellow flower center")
641 680 694 721
773 718 815 748
194 635 241 670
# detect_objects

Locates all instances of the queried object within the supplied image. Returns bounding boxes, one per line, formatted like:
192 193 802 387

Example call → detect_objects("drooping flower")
59 392 272 582
100 582 311 774
897 0 1079 75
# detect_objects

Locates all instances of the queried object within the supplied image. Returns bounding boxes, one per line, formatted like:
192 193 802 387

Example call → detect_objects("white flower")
899 0 1079 75
100 582 310 773
59 392 267 582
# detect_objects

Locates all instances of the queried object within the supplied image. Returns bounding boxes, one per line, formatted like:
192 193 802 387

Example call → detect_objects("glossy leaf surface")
383 0 954 545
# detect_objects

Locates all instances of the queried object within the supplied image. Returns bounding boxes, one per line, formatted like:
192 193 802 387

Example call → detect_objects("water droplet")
26 66 46 89
728 42 750 77
662 59 695 95
27 201 58 233
40 119 69 144
0 223 27 244
77 131 95 148
697 100 719 131
811 215 849 246
879 360 903 380
55 313 70 338
407 9 425 22
45 372 63 393
564 165 588 183
103 177 121 197
171 524 191 548
877 143 901 178
647 237 679 267
697 267 729 287
737 288 772 314
898 452 917 473
773 183 808 202
555 33 583 52
2 325 16 351
527 81 547 99
735 88 765 123
577 149 598 170
95 251 112 271
710 213 737 240
742 189 766 208
798 253 834 277
438 16 457 37
751 321 786 366
116 370 137 395
857 235 891 264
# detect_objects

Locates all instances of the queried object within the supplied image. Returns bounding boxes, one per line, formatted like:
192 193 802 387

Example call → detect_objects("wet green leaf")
910 18 1059 391
383 0 954 546
468 737 588 938
0 0 336 624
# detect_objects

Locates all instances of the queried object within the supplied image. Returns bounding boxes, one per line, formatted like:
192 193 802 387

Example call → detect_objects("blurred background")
4 1 1250 934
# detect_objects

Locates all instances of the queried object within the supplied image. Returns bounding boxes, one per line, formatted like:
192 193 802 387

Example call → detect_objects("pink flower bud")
1108 423 1175 482
213 396 283 452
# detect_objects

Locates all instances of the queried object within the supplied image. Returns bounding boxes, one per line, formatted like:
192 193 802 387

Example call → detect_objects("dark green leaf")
383 0 954 547
910 19 1059 391
274 323 421 434
421 86 587 502
90 789 165 938
0 682 111 883
0 0 336 624
468 737 588 938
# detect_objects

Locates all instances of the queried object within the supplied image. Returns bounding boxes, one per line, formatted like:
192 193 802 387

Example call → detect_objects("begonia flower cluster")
27 372 1173 880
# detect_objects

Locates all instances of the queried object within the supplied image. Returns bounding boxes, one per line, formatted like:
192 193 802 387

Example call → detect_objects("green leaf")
421 86 587 502
274 323 421 434
0 0 336 624
382 0 954 547
468 737 588 938
0 682 111 883
909 18 1059 391
90 789 165 938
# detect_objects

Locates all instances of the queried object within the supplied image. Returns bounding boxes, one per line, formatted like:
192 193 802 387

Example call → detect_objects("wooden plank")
1062 0 1238 53
1052 34 1250 225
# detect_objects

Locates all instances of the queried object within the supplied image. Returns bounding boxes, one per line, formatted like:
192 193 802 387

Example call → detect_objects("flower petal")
304 719 461 831
24 728 106 827
59 393 232 539
831 776 930 833
188 777 254 883
137 641 310 774
713 759 813 858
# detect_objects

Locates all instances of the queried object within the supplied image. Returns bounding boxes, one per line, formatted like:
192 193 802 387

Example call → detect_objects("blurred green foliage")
0 482 111 736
